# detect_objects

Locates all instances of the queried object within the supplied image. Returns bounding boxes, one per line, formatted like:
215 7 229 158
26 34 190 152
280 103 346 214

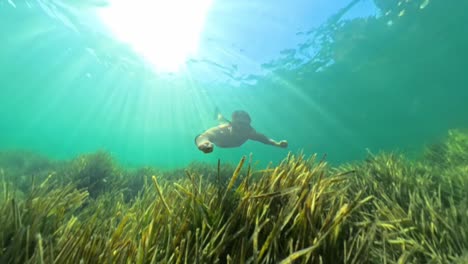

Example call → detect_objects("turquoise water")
0 0 467 169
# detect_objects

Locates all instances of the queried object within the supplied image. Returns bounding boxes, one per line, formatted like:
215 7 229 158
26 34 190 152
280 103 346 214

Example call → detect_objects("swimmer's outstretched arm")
249 131 288 148
195 127 218 153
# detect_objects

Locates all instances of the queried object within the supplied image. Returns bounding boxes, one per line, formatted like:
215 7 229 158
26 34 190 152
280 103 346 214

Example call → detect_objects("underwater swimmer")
195 109 288 154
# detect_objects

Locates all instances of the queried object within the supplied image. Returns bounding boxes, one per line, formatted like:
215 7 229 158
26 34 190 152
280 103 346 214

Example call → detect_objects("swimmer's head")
231 110 251 126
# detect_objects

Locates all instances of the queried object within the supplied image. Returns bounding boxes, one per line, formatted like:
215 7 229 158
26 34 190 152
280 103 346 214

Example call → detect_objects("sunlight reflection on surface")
98 0 213 72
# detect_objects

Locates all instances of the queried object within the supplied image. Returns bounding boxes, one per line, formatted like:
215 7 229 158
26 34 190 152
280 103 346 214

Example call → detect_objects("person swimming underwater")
195 109 288 154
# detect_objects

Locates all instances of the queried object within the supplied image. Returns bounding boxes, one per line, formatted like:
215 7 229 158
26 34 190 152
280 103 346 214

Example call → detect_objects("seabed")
0 130 467 263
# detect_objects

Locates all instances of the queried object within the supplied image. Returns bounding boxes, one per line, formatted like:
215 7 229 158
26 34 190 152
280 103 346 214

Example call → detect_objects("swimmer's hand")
278 140 288 148
198 141 214 154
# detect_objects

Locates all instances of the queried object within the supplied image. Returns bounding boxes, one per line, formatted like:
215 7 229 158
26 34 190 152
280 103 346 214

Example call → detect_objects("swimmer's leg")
214 106 221 120
214 106 231 124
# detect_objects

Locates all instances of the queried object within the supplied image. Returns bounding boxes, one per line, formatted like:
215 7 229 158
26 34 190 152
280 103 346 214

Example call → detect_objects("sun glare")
98 0 212 72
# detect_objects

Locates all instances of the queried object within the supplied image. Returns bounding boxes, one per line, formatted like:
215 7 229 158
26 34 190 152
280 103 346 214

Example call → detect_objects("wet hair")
231 110 251 125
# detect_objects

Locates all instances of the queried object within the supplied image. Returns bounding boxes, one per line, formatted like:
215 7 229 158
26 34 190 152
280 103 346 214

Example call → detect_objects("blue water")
0 0 467 169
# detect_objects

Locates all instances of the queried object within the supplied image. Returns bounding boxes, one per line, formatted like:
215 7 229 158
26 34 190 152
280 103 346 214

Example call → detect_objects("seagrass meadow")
0 129 467 264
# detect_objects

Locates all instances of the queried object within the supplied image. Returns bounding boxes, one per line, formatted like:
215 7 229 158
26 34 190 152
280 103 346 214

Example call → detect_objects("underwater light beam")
98 0 212 72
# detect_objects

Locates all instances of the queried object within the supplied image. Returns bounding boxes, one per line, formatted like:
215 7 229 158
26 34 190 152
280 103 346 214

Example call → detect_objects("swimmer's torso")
209 124 253 148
